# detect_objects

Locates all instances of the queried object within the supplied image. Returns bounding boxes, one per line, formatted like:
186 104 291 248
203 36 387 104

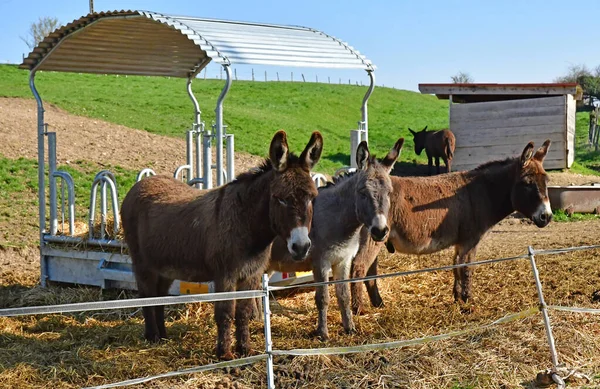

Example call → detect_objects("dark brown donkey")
350 140 554 314
121 131 323 360
409 126 455 174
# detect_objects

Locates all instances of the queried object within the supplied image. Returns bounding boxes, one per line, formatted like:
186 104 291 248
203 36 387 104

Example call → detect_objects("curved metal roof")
20 10 374 78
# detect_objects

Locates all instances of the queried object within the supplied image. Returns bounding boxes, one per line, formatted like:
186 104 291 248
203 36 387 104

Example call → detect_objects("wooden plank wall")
566 94 576 167
450 96 567 171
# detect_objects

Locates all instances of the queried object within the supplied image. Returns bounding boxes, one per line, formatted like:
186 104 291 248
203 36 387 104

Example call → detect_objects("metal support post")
360 70 375 144
195 124 202 188
215 65 232 187
350 130 362 169
262 274 275 389
203 131 213 189
30 71 48 286
186 130 194 181
528 246 564 387
226 134 235 183
48 132 58 235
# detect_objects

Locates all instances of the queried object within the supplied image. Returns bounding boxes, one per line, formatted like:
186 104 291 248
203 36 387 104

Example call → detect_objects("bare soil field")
1 97 600 388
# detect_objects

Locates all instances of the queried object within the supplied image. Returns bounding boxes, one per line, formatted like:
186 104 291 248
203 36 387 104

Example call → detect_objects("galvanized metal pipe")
203 126 213 189
52 171 75 236
174 164 192 181
186 130 194 181
48 132 58 235
136 168 156 182
360 70 376 143
215 65 232 187
262 274 275 389
88 174 120 240
226 133 234 183
527 246 561 372
44 234 126 249
195 125 202 188
30 71 48 286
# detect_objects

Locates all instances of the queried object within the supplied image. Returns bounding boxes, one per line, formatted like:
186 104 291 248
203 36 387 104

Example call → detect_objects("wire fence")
1 244 600 389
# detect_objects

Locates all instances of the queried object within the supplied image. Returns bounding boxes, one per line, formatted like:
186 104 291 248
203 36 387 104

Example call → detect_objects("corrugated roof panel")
20 10 374 77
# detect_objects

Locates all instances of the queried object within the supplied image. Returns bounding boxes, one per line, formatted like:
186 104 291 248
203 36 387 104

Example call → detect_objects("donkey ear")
269 130 289 172
534 139 551 162
422 125 428 131
381 137 404 172
520 141 535 167
356 141 370 170
408 128 416 136
299 131 323 171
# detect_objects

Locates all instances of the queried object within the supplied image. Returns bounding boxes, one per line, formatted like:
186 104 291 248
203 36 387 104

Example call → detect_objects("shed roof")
418 83 582 103
20 10 374 78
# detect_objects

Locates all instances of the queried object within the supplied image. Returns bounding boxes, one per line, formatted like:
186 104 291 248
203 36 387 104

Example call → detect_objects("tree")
20 16 60 50
555 64 600 102
451 71 474 84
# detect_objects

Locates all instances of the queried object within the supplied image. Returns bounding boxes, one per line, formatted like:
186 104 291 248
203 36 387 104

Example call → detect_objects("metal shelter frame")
20 10 376 290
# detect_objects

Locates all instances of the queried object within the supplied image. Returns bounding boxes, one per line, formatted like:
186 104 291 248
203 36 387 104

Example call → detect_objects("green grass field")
0 64 449 174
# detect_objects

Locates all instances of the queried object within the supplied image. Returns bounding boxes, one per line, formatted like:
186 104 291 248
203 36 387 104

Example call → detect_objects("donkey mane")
319 155 380 191
233 153 302 184
472 157 516 172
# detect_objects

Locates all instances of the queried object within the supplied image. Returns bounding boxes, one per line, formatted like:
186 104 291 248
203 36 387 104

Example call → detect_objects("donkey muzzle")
369 214 389 242
532 200 553 228
288 226 311 260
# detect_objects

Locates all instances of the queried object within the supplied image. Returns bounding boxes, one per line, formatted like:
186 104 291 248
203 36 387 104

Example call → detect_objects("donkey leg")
155 276 174 339
444 156 451 173
452 249 463 302
313 264 330 341
427 155 433 176
350 260 368 315
365 256 384 308
133 269 162 342
235 276 258 356
460 247 478 303
351 229 379 315
435 157 441 174
333 260 355 335
214 278 236 360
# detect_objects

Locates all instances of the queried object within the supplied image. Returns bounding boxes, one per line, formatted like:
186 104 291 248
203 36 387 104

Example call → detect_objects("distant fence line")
3 244 599 389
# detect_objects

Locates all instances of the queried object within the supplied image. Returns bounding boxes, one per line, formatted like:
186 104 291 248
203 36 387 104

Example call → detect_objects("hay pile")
1 220 600 388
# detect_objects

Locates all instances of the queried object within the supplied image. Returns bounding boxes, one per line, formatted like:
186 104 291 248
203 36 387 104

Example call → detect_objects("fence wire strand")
83 354 267 389
272 307 539 356
270 253 530 292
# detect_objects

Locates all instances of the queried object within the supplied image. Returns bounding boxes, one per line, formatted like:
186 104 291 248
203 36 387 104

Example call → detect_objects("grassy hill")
1 64 599 176
0 64 448 174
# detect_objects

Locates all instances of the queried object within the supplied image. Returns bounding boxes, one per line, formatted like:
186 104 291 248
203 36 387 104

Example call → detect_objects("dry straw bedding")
1 219 600 388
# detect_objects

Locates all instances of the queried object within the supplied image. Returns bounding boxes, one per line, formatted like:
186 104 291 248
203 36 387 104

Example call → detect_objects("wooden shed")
418 83 582 171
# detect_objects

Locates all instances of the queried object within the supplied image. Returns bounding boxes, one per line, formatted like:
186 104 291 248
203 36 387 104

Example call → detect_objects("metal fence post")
262 274 275 389
528 246 565 387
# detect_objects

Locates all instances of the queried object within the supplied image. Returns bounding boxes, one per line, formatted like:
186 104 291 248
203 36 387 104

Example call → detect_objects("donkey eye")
277 198 288 207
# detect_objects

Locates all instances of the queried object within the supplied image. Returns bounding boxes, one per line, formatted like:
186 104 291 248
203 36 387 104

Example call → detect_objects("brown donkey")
121 131 323 360
350 140 554 314
409 126 455 174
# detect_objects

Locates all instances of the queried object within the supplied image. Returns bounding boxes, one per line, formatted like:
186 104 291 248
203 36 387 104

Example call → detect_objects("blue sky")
1 0 599 91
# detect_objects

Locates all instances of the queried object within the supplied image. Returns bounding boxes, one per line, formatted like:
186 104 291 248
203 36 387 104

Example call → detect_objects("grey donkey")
269 138 404 340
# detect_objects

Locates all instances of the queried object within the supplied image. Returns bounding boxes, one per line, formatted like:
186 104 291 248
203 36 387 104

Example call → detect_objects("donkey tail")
445 137 454 160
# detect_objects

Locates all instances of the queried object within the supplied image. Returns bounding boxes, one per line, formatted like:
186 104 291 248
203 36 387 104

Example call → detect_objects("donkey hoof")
218 351 236 361
235 344 254 357
371 299 384 308
144 333 163 343
352 305 365 316
344 327 357 335
310 329 329 341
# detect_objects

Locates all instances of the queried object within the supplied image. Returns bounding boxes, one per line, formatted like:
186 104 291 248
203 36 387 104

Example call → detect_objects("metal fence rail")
1 244 599 389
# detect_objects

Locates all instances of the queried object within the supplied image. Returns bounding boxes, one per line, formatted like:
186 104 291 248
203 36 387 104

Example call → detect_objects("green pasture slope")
0 64 448 173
